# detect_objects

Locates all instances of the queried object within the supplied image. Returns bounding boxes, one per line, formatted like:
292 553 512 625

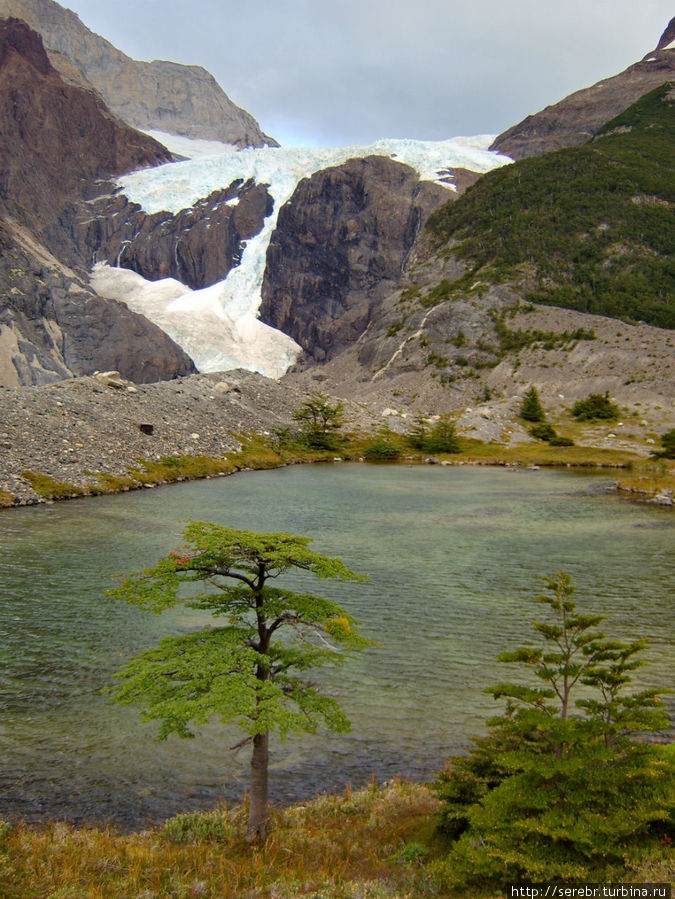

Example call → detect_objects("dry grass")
614 458 675 500
454 438 634 469
0 781 441 899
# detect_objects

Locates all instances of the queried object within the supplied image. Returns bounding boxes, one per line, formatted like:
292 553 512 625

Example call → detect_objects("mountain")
491 18 675 159
0 18 195 385
283 83 674 417
2 8 672 424
426 84 675 328
0 0 277 147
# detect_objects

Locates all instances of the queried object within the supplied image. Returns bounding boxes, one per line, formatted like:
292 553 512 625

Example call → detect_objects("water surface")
1 465 672 826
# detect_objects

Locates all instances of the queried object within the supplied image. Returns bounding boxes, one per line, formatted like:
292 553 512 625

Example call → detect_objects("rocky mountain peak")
0 0 278 147
0 15 49 72
654 16 675 51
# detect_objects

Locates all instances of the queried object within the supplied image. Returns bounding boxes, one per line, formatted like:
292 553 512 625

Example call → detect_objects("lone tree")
292 392 346 449
520 385 546 422
109 522 371 842
435 573 673 890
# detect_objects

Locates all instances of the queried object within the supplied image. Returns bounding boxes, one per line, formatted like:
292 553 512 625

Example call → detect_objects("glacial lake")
1 464 673 827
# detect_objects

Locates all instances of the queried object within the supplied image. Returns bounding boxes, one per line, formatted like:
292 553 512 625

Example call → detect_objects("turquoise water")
1 464 673 826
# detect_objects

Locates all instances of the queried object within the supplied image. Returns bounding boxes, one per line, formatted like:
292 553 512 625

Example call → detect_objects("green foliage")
386 319 405 337
435 573 673 892
424 419 461 454
425 84 675 328
163 810 235 844
529 422 557 441
425 352 448 369
549 435 575 447
128 454 234 484
292 393 346 450
572 392 620 421
520 386 546 422
364 433 402 461
22 470 88 499
110 523 371 840
406 416 461 454
651 428 675 459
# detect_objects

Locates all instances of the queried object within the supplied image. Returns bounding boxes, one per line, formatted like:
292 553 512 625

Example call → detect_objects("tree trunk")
247 731 269 842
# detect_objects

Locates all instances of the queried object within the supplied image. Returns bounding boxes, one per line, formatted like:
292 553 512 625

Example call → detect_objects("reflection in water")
1 465 673 826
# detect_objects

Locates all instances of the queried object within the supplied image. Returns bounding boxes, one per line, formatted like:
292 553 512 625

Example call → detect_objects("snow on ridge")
120 135 511 214
107 137 511 379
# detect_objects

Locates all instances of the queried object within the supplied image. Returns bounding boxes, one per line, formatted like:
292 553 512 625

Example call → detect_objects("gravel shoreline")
0 370 318 505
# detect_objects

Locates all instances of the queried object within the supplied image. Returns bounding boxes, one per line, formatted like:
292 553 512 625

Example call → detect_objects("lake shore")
1 371 672 508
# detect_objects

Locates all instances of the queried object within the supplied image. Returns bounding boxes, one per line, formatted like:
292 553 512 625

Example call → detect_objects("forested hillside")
426 83 675 328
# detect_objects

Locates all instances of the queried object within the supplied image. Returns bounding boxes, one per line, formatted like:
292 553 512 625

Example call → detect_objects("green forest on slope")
426 83 675 328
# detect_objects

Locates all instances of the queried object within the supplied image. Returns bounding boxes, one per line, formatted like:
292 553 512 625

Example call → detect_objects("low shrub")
572 392 620 421
651 428 675 459
364 437 401 461
529 422 557 441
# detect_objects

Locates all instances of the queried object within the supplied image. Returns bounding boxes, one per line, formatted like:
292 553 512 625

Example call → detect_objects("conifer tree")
520 385 546 422
435 573 673 889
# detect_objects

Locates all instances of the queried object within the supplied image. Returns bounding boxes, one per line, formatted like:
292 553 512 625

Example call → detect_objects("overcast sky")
61 0 673 147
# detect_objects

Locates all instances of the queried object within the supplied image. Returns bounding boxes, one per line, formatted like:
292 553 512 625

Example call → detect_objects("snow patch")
144 130 235 159
90 263 300 379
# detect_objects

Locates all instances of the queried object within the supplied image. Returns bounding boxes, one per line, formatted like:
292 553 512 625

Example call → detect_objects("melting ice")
93 135 511 378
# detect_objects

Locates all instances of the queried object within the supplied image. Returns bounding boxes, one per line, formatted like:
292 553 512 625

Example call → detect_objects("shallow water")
1 464 672 826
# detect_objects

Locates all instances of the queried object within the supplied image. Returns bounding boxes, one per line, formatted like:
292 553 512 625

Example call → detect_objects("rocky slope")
0 18 195 386
0 18 171 243
0 218 196 386
491 18 675 159
0 0 277 147
0 369 367 505
260 156 449 361
280 84 675 432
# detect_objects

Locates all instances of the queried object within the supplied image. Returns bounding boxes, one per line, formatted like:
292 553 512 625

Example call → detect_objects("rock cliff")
491 19 675 159
0 18 171 244
0 18 195 386
0 0 277 147
77 181 273 290
259 156 449 362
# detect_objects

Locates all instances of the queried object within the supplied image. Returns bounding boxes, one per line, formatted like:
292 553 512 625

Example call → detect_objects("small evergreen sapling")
435 573 673 890
292 393 346 450
520 386 546 422
109 522 371 843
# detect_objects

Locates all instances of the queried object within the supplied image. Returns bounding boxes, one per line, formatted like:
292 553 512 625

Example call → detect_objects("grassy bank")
0 781 441 899
7 430 674 508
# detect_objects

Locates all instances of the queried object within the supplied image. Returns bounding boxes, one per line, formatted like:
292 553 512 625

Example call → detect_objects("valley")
0 4 673 895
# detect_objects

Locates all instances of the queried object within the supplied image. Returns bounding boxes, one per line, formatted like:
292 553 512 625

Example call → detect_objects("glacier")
93 136 511 379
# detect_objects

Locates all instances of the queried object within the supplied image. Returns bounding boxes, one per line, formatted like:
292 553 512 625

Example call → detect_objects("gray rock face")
259 156 450 362
77 180 274 290
491 24 675 159
655 16 675 51
0 0 278 147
